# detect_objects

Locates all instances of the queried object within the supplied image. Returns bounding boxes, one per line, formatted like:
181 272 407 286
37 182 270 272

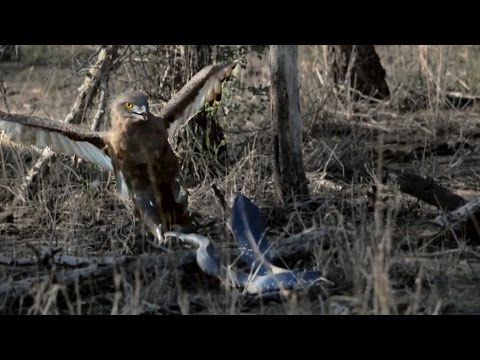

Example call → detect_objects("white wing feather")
0 119 130 199
0 120 113 171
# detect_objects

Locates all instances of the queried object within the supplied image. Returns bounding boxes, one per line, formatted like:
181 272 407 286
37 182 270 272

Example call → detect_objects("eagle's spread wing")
158 61 238 141
0 110 131 200
0 111 112 170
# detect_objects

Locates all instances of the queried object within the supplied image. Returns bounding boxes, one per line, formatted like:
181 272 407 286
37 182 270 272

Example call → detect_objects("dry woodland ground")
2 45 480 315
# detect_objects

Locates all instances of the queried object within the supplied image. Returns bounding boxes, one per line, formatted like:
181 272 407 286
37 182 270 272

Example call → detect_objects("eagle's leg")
132 191 167 245
171 177 189 207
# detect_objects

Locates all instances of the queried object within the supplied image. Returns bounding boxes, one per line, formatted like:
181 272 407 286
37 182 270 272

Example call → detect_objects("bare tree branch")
65 45 120 126
90 76 109 131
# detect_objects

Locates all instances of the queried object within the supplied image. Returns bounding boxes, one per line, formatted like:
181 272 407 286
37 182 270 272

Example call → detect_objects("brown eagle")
0 62 237 241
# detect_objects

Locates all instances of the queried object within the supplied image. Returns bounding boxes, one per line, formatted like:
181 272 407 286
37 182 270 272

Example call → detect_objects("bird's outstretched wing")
0 110 112 171
157 61 238 141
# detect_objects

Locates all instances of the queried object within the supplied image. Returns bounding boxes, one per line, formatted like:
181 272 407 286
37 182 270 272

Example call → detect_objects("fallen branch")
0 227 342 304
272 227 352 260
411 248 480 260
0 264 108 300
381 141 474 163
0 251 196 303
0 252 125 268
387 168 467 211
386 169 480 241
0 229 336 270
430 197 480 231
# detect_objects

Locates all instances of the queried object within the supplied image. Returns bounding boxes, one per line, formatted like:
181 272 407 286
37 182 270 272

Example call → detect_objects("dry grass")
2 45 480 314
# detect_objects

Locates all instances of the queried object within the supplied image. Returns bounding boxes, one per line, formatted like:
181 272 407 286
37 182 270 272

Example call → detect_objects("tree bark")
184 45 212 80
270 45 309 202
329 45 390 100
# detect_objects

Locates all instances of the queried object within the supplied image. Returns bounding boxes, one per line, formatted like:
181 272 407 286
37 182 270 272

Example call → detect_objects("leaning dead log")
428 198 480 242
430 198 480 231
387 168 480 241
387 169 466 211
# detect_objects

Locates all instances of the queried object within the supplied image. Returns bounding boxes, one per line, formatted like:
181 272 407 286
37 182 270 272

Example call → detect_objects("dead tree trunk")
184 45 211 80
328 45 390 100
270 45 309 202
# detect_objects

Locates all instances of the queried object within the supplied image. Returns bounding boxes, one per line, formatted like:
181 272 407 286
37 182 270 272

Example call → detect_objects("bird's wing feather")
0 110 132 199
157 61 238 141
0 110 112 171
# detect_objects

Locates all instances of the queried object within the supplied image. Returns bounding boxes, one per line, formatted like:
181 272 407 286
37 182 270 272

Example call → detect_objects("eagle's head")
111 91 150 122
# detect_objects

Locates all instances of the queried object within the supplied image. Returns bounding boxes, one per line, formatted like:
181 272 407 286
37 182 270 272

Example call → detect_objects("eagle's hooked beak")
134 105 148 120
139 105 148 119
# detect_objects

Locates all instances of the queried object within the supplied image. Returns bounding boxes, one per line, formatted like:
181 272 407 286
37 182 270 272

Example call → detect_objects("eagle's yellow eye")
124 102 133 110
